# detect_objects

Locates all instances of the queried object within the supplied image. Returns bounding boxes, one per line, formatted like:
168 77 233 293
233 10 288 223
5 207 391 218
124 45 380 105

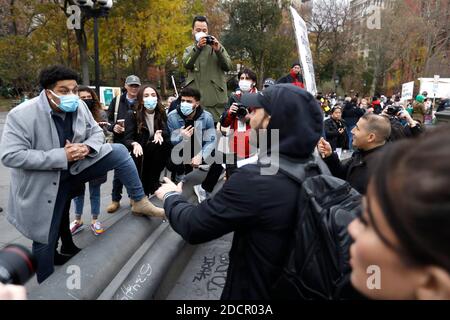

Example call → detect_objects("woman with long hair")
70 86 108 236
348 126 450 299
124 85 171 196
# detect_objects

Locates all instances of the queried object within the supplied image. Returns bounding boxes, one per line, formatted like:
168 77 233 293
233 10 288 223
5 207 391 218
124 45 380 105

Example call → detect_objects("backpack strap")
113 94 121 123
277 155 324 184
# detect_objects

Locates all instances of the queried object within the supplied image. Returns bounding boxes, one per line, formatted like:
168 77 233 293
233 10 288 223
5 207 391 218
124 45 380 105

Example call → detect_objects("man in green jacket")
183 15 233 122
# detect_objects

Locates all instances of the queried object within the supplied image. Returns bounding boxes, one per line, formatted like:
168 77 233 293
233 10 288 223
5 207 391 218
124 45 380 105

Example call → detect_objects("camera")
0 244 37 285
205 36 215 45
234 103 248 119
386 105 403 116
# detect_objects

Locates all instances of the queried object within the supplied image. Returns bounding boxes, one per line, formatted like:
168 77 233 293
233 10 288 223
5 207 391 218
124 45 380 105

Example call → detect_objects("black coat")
107 93 135 144
323 145 384 194
276 73 304 85
164 163 299 299
324 118 348 150
342 102 365 127
164 85 325 299
123 109 170 150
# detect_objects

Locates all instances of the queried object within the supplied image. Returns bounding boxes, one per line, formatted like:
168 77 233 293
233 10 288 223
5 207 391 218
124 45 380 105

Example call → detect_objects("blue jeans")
73 182 101 219
32 144 145 283
346 124 355 150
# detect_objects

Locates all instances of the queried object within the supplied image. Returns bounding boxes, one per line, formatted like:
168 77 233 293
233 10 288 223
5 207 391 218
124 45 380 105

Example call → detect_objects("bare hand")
113 124 125 134
155 177 183 201
98 121 110 127
191 154 202 168
338 128 345 134
0 283 26 300
317 137 332 158
211 36 221 52
397 109 412 121
152 130 164 145
181 125 194 139
65 140 89 162
197 37 207 49
132 142 143 157
229 103 239 114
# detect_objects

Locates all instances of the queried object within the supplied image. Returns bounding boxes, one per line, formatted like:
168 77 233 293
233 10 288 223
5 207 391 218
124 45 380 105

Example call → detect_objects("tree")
97 0 193 94
222 0 295 87
306 0 354 88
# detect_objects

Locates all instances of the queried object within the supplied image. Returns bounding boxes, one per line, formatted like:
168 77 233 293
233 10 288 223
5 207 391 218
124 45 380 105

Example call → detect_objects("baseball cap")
125 75 141 86
241 84 323 159
240 87 275 115
263 78 275 88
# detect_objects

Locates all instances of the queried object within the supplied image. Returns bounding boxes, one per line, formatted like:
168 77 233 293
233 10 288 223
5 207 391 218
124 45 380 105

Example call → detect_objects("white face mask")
195 32 207 42
239 80 253 93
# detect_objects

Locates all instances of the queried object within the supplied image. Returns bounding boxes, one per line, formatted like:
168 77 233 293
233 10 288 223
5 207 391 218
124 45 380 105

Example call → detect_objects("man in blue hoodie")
155 84 325 299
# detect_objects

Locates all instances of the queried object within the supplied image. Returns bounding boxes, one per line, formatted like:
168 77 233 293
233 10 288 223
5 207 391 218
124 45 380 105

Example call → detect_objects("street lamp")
76 0 113 95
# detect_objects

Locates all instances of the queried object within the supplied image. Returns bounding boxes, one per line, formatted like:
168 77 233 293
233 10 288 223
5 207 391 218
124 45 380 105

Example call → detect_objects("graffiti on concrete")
192 253 229 292
115 263 153 300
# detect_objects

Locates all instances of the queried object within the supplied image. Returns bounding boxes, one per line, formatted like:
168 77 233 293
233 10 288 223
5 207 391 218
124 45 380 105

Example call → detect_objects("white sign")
433 75 440 96
290 6 317 96
419 78 450 99
401 81 414 101
99 86 122 107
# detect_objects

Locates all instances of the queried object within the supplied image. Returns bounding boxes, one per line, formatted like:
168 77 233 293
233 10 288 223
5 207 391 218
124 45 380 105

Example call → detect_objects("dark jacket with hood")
163 85 324 299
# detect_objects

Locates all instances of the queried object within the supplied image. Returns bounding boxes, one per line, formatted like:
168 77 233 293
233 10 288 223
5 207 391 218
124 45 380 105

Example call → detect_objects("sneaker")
90 221 105 236
193 184 209 203
54 252 72 266
106 201 120 213
60 245 81 256
198 164 210 172
70 220 84 235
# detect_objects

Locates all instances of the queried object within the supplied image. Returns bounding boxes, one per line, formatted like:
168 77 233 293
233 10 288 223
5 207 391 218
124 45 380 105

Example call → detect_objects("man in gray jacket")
0 65 164 283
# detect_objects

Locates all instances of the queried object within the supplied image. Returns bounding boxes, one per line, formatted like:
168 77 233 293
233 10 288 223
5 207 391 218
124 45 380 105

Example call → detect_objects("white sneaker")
70 220 84 235
198 164 210 172
193 184 209 203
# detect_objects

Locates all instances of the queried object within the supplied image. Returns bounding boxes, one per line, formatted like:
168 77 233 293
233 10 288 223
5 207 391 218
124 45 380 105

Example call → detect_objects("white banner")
401 81 414 101
419 78 450 98
290 6 317 96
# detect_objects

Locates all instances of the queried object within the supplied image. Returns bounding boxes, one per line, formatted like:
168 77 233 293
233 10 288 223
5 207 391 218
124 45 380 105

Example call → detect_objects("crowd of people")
1 15 449 301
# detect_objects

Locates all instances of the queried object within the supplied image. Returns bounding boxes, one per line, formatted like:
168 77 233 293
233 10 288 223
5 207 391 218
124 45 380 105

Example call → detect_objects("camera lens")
0 244 37 285
236 106 248 118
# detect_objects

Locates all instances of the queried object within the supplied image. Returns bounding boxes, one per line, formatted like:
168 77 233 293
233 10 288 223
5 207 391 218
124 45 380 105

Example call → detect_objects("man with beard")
155 84 325 299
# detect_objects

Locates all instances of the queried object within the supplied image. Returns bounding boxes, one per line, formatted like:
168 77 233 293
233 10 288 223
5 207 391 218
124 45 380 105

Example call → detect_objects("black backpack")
271 157 362 300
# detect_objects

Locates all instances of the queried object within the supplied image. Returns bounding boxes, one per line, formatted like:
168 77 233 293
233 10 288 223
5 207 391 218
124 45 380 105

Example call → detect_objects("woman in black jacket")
124 85 171 196
324 106 348 151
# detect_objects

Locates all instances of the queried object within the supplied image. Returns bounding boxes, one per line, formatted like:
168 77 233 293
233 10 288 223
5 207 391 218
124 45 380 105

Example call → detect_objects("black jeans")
134 141 171 195
167 151 223 193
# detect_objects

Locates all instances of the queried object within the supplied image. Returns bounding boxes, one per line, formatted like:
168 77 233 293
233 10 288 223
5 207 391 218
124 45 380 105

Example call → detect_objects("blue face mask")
143 96 158 110
49 90 79 113
180 102 194 116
